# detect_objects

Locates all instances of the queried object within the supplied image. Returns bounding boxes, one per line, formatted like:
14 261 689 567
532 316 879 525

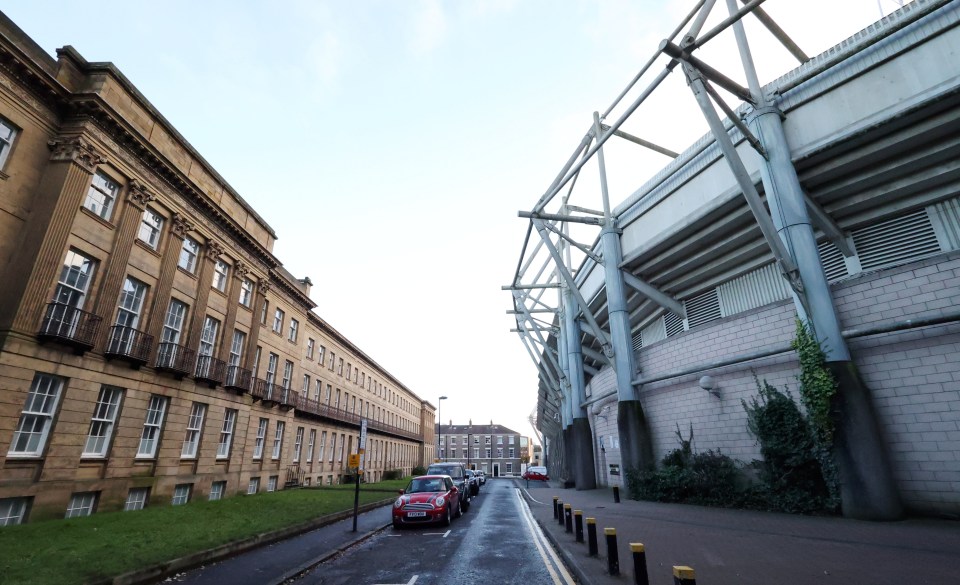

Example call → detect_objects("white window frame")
198 315 220 358
319 431 327 462
212 259 229 292
160 299 187 345
253 418 268 459
306 338 315 359
138 208 164 249
247 477 260 494
239 278 254 307
283 360 294 391
307 429 316 463
8 373 65 457
83 171 119 221
209 481 226 501
293 426 304 463
217 408 237 459
318 345 326 365
137 395 168 458
66 492 98 518
288 318 299 343
124 488 149 511
272 421 285 459
180 402 206 459
172 484 191 506
267 476 278 492
272 308 284 334
0 497 28 526
82 386 123 457
178 236 200 273
0 116 18 169
509 448 515 458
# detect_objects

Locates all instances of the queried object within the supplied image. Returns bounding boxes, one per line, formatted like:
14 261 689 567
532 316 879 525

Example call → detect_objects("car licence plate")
407 511 427 517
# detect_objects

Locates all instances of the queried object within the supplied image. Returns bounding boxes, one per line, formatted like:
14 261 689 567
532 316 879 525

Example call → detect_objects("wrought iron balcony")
252 378 280 407
155 342 195 378
104 325 153 367
278 387 296 410
37 302 102 354
194 355 226 388
225 365 252 394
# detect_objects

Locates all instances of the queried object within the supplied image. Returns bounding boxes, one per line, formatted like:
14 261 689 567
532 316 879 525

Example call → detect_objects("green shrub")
382 469 404 481
742 375 835 514
626 424 743 506
411 465 427 476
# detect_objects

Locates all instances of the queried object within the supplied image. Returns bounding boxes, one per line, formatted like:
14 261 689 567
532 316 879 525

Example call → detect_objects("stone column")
218 260 247 362
185 239 223 348
243 278 270 373
4 138 105 338
91 180 155 349
145 213 193 349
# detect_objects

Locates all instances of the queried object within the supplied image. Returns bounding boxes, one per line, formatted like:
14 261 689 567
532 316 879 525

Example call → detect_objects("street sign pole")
352 419 369 532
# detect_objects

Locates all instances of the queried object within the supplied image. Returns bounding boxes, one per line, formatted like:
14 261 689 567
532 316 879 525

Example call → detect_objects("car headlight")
434 496 445 507
394 498 404 508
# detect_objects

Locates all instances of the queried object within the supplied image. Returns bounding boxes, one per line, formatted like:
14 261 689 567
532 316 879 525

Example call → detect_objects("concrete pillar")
601 225 655 471
729 0 901 520
565 286 597 489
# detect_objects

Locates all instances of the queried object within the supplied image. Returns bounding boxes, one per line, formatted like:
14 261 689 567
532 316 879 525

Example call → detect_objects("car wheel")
462 497 471 512
443 505 452 527
393 520 402 530
454 497 463 518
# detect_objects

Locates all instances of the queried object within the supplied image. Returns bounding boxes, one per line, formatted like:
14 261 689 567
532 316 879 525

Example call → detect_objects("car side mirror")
398 489 405 495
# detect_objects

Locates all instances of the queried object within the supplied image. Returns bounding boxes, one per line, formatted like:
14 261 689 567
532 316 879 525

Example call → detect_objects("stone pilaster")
217 260 247 362
185 239 223 348
91 180 156 349
244 278 270 373
145 213 193 351
5 138 106 336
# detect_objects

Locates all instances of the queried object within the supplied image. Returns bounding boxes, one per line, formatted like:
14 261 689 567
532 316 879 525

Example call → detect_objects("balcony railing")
225 365 252 394
104 325 153 367
37 302 102 353
252 379 281 407
194 355 226 387
278 387 296 410
155 342 195 377
288 397 420 441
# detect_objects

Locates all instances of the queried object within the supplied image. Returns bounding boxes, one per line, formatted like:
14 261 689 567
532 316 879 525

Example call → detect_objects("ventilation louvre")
718 263 790 316
853 210 940 272
818 239 849 282
664 311 685 337
685 289 722 328
641 318 666 346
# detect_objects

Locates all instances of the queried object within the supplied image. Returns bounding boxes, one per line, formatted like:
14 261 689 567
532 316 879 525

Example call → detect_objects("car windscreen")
427 466 461 478
407 478 444 493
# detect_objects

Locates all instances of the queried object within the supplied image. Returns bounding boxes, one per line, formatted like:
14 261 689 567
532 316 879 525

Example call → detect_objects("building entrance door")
493 464 500 477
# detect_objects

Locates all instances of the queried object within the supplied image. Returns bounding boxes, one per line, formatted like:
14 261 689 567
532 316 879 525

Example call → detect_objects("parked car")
393 475 461 528
426 462 471 512
522 466 549 481
475 470 486 485
465 469 480 496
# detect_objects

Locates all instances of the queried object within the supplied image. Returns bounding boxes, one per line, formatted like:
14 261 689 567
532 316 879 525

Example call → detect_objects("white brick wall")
584 250 960 514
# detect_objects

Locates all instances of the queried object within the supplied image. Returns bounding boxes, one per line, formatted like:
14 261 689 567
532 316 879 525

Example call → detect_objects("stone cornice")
69 98 279 272
269 270 314 309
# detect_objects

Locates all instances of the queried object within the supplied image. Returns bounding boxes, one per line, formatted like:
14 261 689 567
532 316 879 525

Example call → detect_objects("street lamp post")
437 396 447 462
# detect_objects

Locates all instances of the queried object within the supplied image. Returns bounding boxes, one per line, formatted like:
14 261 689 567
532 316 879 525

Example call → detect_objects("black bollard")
631 543 649 585
586 517 598 556
673 566 696 585
605 528 619 575
564 504 573 533
557 500 565 525
553 496 559 519
613 485 621 503
574 510 583 543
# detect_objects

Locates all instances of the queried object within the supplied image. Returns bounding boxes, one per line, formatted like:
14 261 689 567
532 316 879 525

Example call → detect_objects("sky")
2 0 908 440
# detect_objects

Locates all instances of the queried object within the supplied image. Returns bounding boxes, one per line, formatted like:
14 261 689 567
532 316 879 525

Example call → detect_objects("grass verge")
0 480 407 585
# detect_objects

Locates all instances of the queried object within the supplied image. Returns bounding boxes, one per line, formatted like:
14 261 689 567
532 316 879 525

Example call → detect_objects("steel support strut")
593 112 655 473
724 0 901 520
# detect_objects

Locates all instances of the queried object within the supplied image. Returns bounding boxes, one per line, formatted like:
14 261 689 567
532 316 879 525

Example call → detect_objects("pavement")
519 479 960 585
113 479 960 585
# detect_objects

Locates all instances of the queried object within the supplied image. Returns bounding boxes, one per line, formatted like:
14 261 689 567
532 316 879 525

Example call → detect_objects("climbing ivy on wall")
791 319 839 445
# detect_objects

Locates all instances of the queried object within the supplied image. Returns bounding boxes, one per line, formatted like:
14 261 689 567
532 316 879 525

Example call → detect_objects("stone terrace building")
438 423 522 477
0 13 434 525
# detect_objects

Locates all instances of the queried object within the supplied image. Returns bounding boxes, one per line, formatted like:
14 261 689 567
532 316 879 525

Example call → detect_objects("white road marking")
516 488 576 585
373 575 418 585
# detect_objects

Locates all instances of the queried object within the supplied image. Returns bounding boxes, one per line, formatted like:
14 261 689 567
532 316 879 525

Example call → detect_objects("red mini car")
392 475 461 528
522 466 549 481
